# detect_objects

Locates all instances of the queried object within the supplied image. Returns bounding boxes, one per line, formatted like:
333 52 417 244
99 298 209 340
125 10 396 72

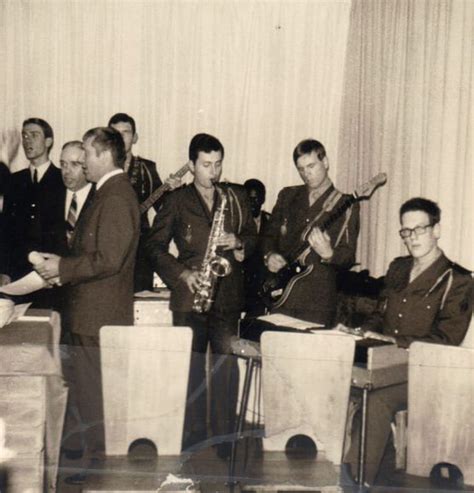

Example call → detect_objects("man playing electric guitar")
262 139 360 325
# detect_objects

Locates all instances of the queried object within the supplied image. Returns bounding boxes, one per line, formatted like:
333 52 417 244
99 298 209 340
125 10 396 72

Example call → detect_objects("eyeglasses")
399 224 433 239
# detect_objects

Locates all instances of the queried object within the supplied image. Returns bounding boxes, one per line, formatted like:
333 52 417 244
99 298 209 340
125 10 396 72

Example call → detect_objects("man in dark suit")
3 118 66 307
242 178 272 317
36 127 140 485
263 138 360 325
146 133 257 457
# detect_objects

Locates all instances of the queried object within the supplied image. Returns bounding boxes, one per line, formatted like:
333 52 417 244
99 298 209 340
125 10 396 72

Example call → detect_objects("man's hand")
265 253 287 273
307 227 333 261
179 269 201 294
217 232 242 251
34 253 61 281
165 175 182 190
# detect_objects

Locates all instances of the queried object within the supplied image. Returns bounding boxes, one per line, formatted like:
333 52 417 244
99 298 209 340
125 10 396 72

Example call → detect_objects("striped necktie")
66 193 77 246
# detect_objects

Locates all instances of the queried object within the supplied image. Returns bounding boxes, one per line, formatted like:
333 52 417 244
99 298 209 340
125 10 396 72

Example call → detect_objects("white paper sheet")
0 271 48 296
258 313 325 330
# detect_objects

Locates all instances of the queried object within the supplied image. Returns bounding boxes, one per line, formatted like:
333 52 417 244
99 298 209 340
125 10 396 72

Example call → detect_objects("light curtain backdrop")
337 0 473 273
0 0 351 207
1 0 472 274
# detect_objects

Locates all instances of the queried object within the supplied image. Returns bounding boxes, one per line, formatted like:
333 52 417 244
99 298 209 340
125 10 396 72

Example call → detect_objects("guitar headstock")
355 172 387 199
175 161 192 178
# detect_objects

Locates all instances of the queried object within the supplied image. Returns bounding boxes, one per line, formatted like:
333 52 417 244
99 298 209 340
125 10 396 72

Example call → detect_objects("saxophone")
192 185 232 313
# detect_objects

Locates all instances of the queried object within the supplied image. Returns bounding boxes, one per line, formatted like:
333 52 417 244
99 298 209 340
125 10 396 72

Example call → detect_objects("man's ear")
188 160 195 174
433 222 441 240
132 133 138 145
322 156 329 169
45 137 54 151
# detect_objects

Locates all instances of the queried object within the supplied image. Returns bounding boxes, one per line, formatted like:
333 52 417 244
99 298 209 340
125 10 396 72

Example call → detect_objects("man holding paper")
34 127 140 485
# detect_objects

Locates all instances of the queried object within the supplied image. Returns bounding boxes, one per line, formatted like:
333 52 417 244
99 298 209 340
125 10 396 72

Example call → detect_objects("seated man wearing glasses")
359 196 472 348
343 197 472 484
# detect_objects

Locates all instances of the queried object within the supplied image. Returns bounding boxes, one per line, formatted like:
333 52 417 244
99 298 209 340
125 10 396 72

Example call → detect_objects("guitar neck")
288 193 357 263
139 162 190 214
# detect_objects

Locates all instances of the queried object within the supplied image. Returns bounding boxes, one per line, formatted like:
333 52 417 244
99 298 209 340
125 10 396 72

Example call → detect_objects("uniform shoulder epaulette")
136 156 156 168
449 262 472 276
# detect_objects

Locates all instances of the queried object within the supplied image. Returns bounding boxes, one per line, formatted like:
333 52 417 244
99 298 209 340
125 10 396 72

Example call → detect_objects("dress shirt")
29 161 51 182
64 183 93 220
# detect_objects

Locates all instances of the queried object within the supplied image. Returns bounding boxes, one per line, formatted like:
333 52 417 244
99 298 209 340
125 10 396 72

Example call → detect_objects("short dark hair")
293 139 326 165
108 113 136 135
61 140 83 152
188 133 224 163
22 118 54 151
82 127 126 169
244 178 266 201
400 197 441 225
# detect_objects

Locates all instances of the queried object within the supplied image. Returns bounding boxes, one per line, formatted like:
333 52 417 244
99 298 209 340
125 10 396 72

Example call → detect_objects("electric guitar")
260 173 387 310
139 161 191 214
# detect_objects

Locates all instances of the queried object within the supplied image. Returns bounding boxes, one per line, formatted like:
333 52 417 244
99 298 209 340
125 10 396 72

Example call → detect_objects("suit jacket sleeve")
145 192 185 289
59 194 138 285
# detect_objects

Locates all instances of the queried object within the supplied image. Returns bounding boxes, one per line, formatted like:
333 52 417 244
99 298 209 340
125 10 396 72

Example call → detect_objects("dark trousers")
345 383 407 484
68 333 105 456
173 310 239 448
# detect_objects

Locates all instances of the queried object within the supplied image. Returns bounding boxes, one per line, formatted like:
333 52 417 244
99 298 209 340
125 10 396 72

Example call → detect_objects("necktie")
33 169 38 185
66 193 77 246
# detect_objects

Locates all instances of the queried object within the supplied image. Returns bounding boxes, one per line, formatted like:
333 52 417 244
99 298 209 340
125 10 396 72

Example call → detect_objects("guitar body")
259 172 387 312
260 262 314 309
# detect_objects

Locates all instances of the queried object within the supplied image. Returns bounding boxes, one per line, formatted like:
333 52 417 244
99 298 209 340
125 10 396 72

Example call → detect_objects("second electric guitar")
260 173 387 310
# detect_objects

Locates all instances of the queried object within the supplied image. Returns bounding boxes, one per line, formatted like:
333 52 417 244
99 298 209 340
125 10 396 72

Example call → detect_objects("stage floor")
55 440 474 493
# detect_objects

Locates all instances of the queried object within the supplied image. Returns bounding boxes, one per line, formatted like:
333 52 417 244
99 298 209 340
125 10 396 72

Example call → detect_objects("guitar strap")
299 188 352 262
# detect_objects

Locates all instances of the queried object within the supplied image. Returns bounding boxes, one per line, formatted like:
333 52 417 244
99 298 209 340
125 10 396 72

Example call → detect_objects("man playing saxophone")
146 133 256 458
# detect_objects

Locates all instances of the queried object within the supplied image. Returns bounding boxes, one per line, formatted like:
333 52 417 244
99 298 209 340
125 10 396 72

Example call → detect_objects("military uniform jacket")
3 164 66 279
128 155 162 228
263 183 360 324
146 183 257 313
59 173 140 337
362 254 473 348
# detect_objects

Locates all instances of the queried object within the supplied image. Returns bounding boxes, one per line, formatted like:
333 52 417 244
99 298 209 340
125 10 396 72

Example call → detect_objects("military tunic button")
394 329 399 334
398 313 403 318
402 298 407 303
427 305 431 309
306 218 310 223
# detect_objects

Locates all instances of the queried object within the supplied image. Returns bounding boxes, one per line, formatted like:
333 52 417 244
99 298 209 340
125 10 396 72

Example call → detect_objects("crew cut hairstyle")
22 117 54 150
399 197 441 225
83 127 127 169
292 139 326 165
108 113 136 135
188 133 224 163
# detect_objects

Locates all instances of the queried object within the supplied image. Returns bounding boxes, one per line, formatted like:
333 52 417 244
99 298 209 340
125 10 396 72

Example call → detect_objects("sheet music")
258 313 325 330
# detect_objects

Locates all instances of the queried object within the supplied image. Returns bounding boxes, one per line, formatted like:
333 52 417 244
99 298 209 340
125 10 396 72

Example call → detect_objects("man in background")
3 118 65 307
242 178 272 317
108 112 181 291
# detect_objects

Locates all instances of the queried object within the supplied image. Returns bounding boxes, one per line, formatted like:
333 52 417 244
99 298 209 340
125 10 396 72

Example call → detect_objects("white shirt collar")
96 169 123 190
30 161 51 182
65 183 93 219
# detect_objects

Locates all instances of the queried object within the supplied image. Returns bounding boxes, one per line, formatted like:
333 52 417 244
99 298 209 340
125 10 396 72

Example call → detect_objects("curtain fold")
337 0 473 274
0 0 351 210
